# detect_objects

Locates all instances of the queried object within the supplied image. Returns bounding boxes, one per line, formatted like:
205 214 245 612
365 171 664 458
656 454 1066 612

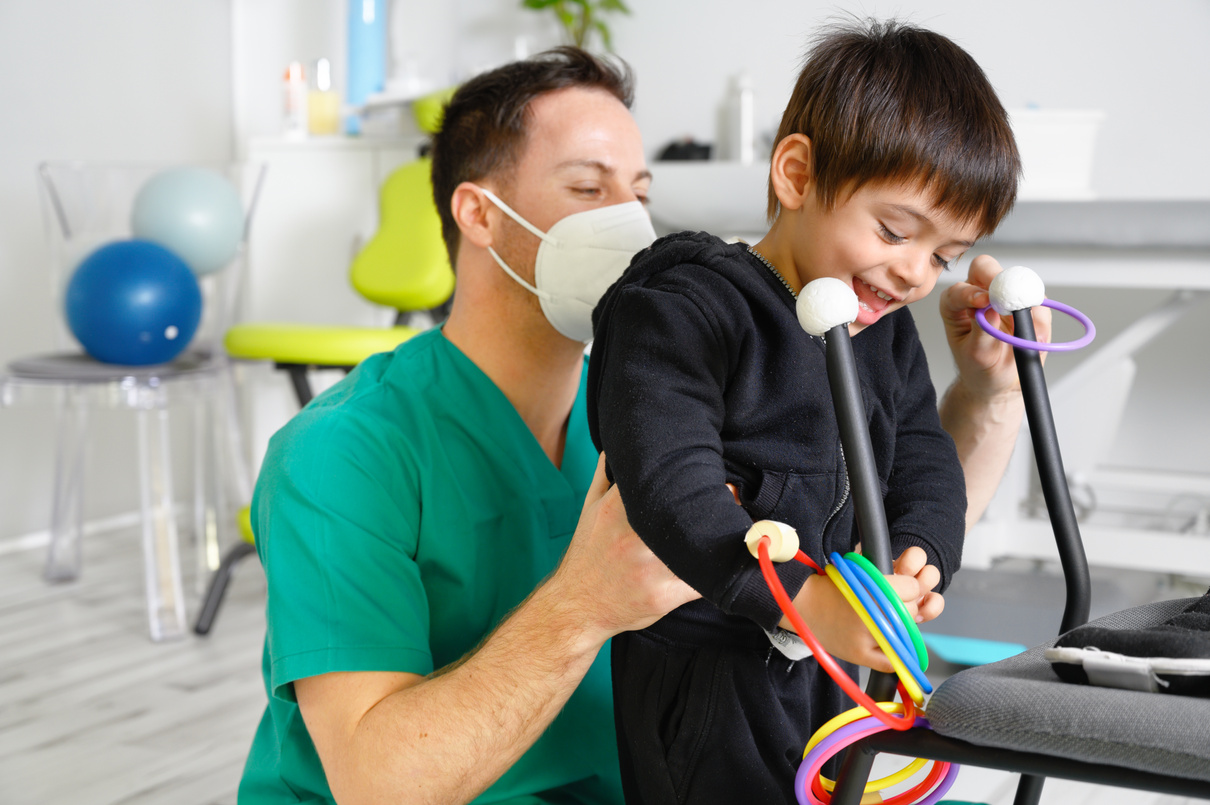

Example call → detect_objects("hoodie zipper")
820 442 851 547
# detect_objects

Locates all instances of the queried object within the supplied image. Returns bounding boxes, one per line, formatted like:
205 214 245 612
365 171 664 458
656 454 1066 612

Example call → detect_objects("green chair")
222 154 455 405
194 111 455 634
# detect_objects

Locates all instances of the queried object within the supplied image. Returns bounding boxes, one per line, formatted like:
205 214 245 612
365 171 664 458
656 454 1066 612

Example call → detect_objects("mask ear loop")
486 246 552 301
479 187 557 245
478 186 558 301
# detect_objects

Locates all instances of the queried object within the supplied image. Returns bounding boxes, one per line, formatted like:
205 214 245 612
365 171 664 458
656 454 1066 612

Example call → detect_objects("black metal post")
1009 308 1092 805
1011 309 1091 634
822 323 899 805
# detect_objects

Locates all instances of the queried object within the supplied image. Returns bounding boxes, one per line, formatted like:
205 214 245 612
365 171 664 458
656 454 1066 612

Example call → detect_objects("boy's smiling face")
791 181 983 333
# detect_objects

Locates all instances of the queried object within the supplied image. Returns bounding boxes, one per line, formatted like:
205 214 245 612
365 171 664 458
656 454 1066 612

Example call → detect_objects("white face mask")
478 187 656 342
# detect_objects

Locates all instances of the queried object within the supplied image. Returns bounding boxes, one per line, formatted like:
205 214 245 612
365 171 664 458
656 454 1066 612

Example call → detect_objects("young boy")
587 20 1021 803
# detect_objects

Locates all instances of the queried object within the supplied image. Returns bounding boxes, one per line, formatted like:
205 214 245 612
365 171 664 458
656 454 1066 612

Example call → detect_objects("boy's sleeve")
591 280 810 629
254 407 433 703
882 319 966 592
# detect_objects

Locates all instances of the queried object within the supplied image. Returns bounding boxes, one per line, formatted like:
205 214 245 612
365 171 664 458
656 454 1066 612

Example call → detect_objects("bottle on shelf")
719 72 756 165
308 58 341 136
283 61 308 139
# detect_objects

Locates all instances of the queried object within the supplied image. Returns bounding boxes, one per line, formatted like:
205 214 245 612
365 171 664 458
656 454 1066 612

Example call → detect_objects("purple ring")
796 716 959 805
975 299 1096 352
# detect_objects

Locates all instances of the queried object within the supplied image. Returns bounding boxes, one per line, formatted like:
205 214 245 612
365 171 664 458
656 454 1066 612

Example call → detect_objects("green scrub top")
238 329 619 804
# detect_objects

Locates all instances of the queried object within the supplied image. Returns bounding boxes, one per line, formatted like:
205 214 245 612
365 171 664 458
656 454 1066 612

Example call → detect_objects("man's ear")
769 134 813 212
450 182 495 250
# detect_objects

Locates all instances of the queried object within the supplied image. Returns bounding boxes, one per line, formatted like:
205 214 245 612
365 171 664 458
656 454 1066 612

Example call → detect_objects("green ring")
844 552 929 671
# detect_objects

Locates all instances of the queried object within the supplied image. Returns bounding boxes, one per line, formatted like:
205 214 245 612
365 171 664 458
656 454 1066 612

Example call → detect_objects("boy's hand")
889 546 944 624
940 254 1053 400
778 546 944 673
782 573 896 673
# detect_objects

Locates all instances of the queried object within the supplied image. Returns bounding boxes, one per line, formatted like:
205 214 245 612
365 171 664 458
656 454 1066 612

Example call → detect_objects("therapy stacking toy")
976 265 1096 352
745 278 958 805
974 265 1096 805
755 270 1098 804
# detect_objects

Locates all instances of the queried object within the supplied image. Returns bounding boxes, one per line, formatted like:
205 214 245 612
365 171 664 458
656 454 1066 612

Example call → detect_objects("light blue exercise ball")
64 239 203 366
130 167 243 276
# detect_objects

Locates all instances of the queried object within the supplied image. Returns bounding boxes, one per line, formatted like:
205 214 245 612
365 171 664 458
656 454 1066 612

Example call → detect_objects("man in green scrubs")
238 49 696 805
238 48 1048 805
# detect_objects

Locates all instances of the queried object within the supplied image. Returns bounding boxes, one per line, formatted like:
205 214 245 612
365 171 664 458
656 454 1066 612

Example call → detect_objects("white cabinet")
238 135 427 475
244 136 427 326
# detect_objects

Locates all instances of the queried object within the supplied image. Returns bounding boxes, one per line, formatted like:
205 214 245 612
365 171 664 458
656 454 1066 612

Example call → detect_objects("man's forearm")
939 378 1024 532
331 578 607 805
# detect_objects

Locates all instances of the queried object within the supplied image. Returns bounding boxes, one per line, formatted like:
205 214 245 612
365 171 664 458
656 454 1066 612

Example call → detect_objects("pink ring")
975 299 1095 352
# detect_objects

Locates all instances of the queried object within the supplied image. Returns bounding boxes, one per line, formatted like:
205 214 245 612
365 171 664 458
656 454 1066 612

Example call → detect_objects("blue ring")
832 554 931 693
830 553 932 693
846 558 917 665
829 553 918 673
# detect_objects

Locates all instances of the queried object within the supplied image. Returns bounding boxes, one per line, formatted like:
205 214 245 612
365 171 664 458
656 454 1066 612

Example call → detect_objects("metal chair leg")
194 541 257 635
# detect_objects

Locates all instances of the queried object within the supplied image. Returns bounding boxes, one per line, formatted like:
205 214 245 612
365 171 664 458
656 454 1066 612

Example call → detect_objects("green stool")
194 92 456 635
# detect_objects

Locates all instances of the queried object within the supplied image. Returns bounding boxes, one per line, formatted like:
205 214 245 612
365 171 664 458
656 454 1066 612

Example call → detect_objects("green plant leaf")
594 18 614 51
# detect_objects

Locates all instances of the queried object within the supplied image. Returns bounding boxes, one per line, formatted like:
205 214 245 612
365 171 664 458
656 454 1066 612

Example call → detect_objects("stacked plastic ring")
755 539 960 805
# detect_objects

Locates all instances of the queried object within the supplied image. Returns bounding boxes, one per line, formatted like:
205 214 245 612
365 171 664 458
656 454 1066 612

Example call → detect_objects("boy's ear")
450 182 496 250
770 134 813 212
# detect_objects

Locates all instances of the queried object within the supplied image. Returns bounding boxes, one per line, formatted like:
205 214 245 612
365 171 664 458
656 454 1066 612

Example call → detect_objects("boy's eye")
933 254 952 271
879 224 906 244
574 186 601 197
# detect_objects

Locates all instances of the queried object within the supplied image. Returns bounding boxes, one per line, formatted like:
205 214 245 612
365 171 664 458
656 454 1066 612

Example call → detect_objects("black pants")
612 627 853 805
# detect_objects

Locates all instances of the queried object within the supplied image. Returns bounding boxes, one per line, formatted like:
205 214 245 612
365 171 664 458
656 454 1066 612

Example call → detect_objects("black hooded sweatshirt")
587 231 965 641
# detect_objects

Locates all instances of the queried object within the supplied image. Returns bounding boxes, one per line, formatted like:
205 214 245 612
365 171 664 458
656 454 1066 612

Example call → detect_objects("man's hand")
552 453 700 640
940 254 1053 401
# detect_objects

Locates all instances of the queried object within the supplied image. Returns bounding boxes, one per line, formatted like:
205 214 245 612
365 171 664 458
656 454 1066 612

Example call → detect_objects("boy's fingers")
967 254 1004 289
940 281 988 316
892 546 927 578
725 482 742 506
885 573 922 604
916 591 945 622
915 563 941 593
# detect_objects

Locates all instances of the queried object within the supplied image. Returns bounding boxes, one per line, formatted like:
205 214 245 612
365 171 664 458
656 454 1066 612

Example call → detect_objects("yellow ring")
804 702 928 793
805 702 903 755
825 565 926 705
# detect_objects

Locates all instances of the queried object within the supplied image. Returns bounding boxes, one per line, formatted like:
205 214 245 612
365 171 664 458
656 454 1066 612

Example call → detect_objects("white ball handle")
744 519 800 563
797 278 859 336
989 265 1046 315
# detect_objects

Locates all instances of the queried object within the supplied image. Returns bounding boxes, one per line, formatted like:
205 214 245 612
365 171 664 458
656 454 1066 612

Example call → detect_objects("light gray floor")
0 527 266 805
0 526 1203 804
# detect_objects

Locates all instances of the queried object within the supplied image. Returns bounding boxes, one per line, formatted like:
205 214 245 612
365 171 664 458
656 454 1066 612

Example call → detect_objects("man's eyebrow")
888 204 975 248
555 159 652 183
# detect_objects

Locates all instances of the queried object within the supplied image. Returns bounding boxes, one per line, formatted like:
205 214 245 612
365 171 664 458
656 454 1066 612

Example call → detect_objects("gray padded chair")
829 306 1210 802
854 598 1210 799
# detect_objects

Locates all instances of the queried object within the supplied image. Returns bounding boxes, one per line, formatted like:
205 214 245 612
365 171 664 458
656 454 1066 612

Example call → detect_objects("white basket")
1009 109 1106 200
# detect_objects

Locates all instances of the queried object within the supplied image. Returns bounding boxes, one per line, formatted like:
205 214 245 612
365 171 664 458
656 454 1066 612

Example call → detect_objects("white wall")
0 1 233 540
608 0 1210 200
3 0 1208 542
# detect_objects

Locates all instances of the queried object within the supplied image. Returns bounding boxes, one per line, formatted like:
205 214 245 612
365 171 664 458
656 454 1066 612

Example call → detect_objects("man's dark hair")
430 47 634 266
767 19 1020 237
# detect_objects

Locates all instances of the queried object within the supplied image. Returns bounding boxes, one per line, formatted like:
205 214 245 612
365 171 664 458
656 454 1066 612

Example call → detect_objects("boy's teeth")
863 280 893 301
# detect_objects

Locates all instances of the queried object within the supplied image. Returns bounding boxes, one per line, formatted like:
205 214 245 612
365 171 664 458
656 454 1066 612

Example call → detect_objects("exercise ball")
64 239 203 366
131 167 243 276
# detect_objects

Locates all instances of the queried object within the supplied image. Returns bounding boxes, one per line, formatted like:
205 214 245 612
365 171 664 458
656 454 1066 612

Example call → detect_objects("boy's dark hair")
430 47 634 266
767 19 1020 236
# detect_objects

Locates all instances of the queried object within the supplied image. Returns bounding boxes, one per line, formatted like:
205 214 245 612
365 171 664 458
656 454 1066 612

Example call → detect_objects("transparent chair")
0 161 265 641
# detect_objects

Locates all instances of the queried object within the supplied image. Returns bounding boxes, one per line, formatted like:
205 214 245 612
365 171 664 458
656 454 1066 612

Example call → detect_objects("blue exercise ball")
64 240 203 366
130 167 243 276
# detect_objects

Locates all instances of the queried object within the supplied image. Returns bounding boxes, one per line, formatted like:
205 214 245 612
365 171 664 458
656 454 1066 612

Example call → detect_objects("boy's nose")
889 249 934 291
